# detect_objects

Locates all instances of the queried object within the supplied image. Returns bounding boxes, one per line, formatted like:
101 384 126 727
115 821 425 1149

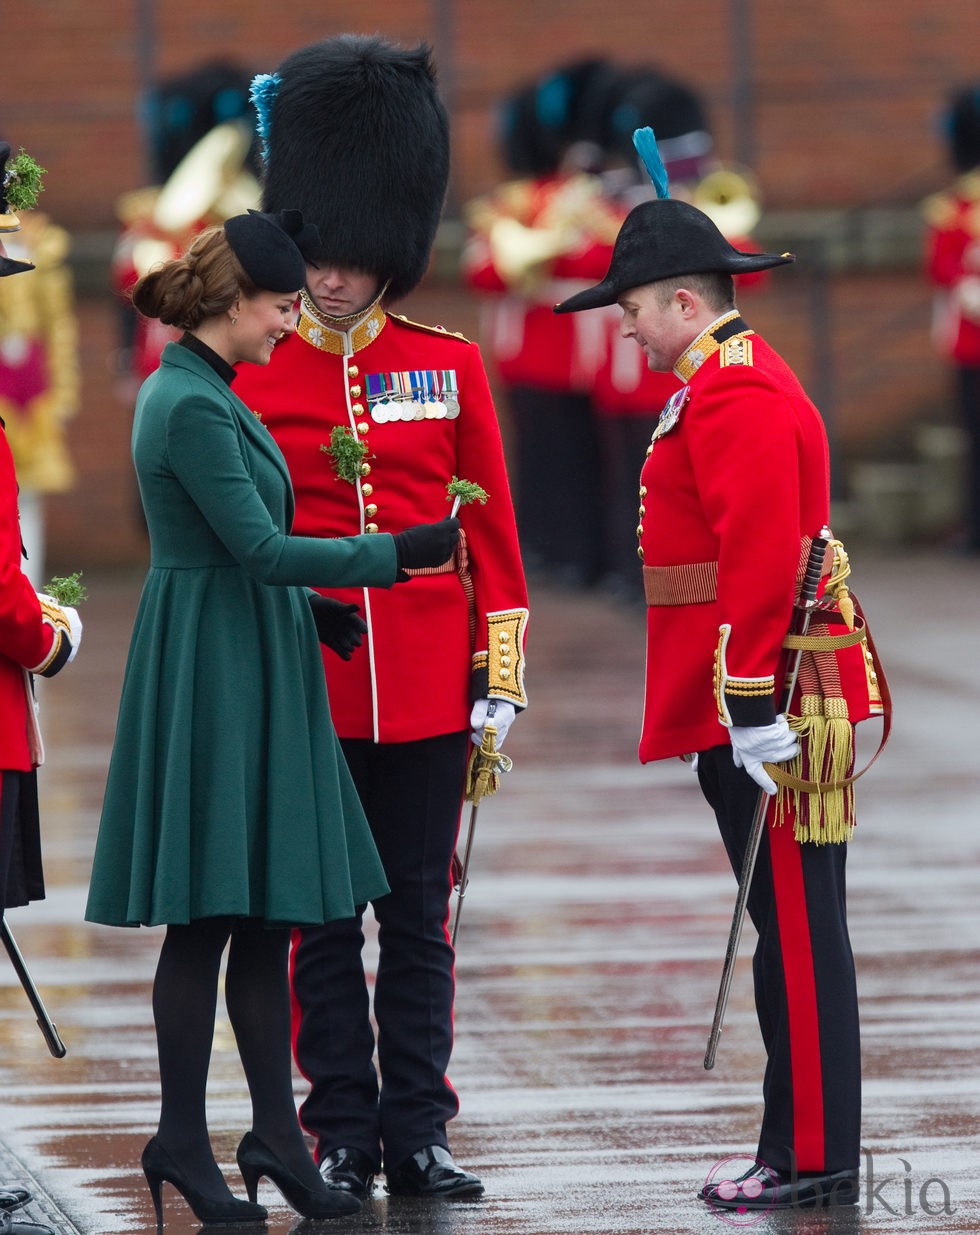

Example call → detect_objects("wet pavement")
1 550 978 1235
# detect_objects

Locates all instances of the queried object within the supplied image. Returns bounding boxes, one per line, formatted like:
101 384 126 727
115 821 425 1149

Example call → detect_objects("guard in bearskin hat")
461 57 626 589
235 34 528 1200
555 147 875 1208
922 83 980 554
0 140 82 1235
111 60 262 394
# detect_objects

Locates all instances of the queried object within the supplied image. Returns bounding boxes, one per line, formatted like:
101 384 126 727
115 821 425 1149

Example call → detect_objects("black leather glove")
307 595 368 660
392 518 461 580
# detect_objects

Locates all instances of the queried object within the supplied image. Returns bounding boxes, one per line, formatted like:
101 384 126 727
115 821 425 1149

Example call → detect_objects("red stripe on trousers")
768 812 825 1168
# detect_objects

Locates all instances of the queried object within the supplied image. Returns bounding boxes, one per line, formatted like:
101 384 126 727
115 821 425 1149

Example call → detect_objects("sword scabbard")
704 529 830 1069
1 919 67 1058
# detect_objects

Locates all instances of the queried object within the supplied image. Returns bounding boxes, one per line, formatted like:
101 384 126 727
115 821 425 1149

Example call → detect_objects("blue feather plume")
249 73 281 163
632 126 670 199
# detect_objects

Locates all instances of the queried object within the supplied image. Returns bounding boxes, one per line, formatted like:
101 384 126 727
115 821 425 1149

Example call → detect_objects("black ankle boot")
141 1137 267 1229
236 1132 361 1219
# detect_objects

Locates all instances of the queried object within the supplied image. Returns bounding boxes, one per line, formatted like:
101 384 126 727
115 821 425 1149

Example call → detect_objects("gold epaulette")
719 335 754 368
389 314 471 344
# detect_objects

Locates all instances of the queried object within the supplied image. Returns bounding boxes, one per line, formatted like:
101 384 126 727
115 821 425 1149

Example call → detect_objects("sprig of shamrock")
44 572 87 606
3 149 46 212
321 426 371 484
447 476 489 518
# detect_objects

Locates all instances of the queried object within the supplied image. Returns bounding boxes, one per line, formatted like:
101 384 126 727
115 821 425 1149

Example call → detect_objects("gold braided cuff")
713 623 775 727
472 608 528 707
29 598 73 676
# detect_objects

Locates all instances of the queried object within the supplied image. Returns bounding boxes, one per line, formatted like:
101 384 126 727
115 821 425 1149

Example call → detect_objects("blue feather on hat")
632 126 670 199
249 73 281 162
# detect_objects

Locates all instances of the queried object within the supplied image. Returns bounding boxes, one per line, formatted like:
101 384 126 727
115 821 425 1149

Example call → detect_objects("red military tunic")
0 424 59 769
234 296 528 744
923 169 980 366
591 304 682 417
461 174 622 392
636 310 830 762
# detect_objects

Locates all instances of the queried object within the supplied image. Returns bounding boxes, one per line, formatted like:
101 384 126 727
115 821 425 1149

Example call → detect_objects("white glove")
729 716 799 796
34 593 83 671
469 698 516 748
63 604 83 663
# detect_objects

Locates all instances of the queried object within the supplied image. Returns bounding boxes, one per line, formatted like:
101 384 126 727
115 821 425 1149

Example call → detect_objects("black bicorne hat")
224 209 318 292
258 34 449 303
554 198 794 314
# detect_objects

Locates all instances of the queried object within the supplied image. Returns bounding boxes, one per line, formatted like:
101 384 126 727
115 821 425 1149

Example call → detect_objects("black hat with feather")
252 34 449 304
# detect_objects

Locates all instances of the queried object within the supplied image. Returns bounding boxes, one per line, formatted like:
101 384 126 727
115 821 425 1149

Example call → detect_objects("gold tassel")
774 695 856 844
464 723 514 805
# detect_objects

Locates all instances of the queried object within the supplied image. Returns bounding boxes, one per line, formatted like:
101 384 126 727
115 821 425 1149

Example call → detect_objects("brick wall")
5 1 975 568
4 1 978 227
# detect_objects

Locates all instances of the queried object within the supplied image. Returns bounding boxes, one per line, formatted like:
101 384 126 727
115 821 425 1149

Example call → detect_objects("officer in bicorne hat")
555 194 863 1209
1 139 82 1235
235 34 528 1200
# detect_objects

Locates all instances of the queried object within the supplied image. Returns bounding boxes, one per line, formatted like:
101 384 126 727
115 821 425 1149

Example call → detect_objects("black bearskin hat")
143 60 260 184
497 57 621 177
946 84 980 174
607 69 712 183
257 34 449 303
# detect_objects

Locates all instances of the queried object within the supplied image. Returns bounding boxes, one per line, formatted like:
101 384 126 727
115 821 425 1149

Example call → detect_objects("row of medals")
369 395 461 423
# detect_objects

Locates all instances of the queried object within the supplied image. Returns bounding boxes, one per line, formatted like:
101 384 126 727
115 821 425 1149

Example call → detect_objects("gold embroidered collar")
673 310 753 381
298 290 388 355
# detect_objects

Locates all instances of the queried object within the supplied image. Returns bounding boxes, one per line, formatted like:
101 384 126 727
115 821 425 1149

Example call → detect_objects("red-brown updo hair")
131 226 260 331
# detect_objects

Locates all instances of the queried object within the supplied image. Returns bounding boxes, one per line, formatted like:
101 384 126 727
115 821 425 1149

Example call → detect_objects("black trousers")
697 745 861 1175
955 363 980 552
595 412 659 601
1 767 43 913
508 383 604 586
292 731 469 1171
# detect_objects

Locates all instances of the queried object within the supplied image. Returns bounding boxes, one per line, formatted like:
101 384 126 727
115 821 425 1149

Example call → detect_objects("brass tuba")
125 120 261 277
469 174 623 292
692 166 762 240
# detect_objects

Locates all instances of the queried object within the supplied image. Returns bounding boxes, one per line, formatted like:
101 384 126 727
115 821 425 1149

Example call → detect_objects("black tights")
152 916 322 1199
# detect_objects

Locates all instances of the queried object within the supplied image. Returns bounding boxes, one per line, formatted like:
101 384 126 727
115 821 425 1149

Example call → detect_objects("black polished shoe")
701 1163 859 1210
0 1190 29 1214
236 1132 361 1219
385 1146 484 1198
318 1147 376 1201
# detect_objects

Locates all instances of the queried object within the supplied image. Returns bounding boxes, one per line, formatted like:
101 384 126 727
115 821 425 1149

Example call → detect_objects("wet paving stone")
2 553 979 1233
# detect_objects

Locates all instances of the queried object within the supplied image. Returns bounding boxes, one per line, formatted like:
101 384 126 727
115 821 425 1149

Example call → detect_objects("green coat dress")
85 341 396 927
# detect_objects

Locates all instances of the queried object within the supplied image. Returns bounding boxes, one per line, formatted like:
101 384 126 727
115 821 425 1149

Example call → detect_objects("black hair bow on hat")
267 208 321 264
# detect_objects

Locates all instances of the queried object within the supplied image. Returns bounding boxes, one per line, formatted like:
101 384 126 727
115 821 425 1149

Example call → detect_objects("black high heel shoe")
141 1137 268 1229
236 1132 362 1218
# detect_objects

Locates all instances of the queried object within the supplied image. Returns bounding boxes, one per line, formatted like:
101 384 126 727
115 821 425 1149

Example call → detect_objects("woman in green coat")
85 211 459 1228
